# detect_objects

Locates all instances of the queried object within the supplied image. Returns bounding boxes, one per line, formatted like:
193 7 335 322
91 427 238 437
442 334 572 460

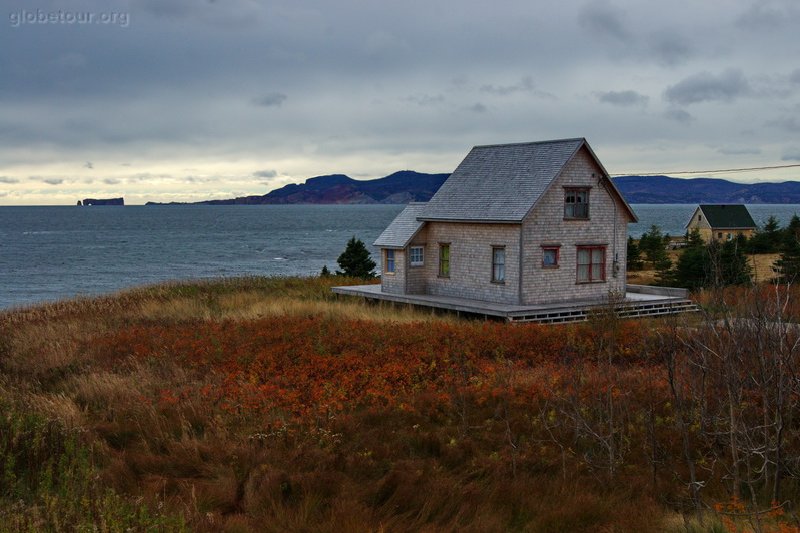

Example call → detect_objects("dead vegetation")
3 276 800 532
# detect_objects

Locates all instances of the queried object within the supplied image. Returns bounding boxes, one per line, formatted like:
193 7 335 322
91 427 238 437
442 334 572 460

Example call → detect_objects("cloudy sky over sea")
2 0 799 205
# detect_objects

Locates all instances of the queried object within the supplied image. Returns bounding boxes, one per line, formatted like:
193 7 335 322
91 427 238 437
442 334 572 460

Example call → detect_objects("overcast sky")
1 0 799 205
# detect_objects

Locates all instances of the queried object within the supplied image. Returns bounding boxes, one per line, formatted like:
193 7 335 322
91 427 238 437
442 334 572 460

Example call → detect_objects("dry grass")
0 276 446 326
749 253 780 283
137 291 454 324
5 276 800 531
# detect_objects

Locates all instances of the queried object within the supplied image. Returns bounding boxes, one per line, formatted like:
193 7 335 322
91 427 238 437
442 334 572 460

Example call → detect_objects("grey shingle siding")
374 138 637 306
373 202 427 248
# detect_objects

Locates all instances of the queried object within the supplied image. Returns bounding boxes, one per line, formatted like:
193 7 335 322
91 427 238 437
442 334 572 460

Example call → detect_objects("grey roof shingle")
419 138 586 222
373 202 427 248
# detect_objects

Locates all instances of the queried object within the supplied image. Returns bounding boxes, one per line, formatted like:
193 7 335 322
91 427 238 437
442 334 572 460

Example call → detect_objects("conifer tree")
672 228 707 289
748 215 781 253
626 236 643 271
638 225 669 268
775 214 800 283
336 237 377 279
719 235 752 286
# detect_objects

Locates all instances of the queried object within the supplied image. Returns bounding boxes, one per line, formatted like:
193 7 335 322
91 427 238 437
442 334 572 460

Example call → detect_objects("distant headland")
146 171 449 205
144 172 800 206
79 198 124 206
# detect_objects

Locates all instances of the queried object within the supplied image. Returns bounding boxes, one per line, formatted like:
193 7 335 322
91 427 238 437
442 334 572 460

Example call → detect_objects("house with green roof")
685 204 756 242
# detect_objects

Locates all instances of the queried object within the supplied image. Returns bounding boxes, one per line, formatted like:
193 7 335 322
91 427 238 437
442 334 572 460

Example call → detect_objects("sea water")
1 204 799 309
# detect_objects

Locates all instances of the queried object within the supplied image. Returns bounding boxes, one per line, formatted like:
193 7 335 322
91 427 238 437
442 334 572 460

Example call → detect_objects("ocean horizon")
2 203 799 310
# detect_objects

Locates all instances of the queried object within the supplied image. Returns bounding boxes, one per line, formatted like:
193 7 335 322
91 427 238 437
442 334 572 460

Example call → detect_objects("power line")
610 163 800 177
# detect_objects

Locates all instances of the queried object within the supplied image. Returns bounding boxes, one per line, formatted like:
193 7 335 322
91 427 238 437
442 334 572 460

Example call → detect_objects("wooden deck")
331 284 698 324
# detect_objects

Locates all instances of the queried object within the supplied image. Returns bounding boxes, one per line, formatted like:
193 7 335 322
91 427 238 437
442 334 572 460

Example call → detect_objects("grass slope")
2 277 800 532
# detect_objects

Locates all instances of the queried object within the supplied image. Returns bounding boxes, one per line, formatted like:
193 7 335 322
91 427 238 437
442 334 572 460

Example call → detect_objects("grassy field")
3 276 800 532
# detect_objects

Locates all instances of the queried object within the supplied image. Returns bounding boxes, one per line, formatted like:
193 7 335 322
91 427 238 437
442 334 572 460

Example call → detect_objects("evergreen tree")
654 255 674 286
626 236 643 271
638 225 669 267
320 265 331 277
672 228 707 290
763 215 782 252
775 215 800 283
719 235 752 286
707 235 752 287
747 215 781 253
336 237 377 279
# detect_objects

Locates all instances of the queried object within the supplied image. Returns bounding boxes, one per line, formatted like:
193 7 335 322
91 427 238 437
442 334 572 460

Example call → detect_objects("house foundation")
332 283 698 324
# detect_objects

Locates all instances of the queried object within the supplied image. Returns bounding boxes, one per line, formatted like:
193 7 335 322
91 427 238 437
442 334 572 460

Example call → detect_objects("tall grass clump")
0 397 184 532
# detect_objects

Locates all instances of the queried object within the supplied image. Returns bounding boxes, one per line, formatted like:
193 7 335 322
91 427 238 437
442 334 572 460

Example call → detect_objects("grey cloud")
40 178 64 185
717 147 762 155
84 161 94 169
134 0 265 27
782 148 800 161
129 173 174 182
0 177 19 184
596 90 648 107
103 178 121 185
648 34 692 67
791 69 800 84
253 93 287 107
364 31 410 58
766 116 800 132
736 0 800 29
253 169 277 178
468 103 487 113
578 0 631 42
664 109 693 123
480 77 533 96
404 94 445 106
480 77 556 99
664 69 751 105
54 53 88 70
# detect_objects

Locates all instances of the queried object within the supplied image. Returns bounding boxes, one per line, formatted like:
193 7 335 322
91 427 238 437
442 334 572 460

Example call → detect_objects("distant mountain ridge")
612 175 800 204
145 171 800 205
147 171 449 205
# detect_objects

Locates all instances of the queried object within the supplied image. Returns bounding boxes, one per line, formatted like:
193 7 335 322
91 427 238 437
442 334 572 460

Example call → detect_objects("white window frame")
491 246 506 283
384 249 395 274
409 246 424 266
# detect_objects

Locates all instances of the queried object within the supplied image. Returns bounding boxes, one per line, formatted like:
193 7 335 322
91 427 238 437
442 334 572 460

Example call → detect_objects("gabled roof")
373 202 427 248
692 204 756 229
418 138 637 223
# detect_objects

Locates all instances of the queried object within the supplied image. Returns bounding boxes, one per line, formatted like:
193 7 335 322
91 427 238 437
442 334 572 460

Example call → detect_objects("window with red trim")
542 246 560 268
576 245 605 283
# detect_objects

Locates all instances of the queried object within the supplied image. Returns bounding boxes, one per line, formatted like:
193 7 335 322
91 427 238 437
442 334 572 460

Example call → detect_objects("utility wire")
610 163 800 177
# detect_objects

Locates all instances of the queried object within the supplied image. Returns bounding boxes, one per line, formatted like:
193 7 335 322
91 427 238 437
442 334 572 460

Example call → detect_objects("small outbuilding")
685 204 756 242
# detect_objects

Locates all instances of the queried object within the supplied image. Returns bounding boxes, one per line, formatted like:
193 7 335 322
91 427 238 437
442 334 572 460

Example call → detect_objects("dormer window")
564 188 589 219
